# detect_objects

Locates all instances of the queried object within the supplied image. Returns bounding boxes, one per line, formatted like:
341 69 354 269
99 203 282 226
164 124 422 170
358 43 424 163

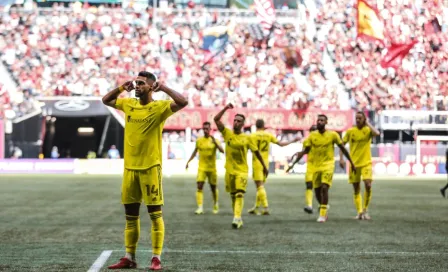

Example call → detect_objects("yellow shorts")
305 167 314 183
349 165 373 184
312 170 334 188
122 165 163 206
252 166 266 182
197 170 217 185
225 172 248 193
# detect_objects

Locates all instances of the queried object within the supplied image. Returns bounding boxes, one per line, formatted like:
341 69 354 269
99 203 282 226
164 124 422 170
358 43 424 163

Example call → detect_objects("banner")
161 108 353 131
356 0 384 42
0 159 75 174
38 98 110 117
380 41 417 69
379 110 448 130
372 161 440 176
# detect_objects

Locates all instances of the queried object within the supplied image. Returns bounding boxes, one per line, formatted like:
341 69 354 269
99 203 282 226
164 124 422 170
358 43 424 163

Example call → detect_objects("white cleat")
354 213 363 220
362 212 371 220
317 216 327 223
194 207 204 215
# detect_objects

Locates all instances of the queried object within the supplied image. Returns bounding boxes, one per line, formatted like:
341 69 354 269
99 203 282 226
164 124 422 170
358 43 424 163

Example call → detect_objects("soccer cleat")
304 206 313 214
362 212 371 220
248 207 260 215
108 257 137 269
213 204 219 214
261 208 270 215
354 213 363 220
317 216 327 223
441 188 446 198
149 256 162 271
232 218 243 229
194 207 204 215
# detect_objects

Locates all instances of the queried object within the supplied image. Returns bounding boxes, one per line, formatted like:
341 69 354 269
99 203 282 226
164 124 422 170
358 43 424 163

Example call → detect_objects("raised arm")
214 103 233 132
277 135 301 147
211 136 224 153
102 81 133 108
154 83 188 113
185 147 198 169
286 147 310 173
254 150 269 177
366 120 380 137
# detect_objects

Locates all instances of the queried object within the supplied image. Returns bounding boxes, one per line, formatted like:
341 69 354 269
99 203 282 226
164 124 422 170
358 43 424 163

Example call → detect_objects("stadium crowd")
0 1 447 119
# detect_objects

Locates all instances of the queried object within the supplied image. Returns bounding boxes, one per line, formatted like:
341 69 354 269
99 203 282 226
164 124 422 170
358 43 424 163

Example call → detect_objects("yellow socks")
124 215 140 256
305 189 313 207
354 193 363 214
196 189 203 207
363 190 372 211
234 192 244 218
257 186 268 208
319 204 328 217
149 211 164 256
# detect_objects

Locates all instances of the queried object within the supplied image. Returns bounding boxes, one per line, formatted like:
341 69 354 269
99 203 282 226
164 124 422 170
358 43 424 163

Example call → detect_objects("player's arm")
253 150 269 178
211 136 224 153
338 143 356 172
445 149 448 172
102 81 133 108
276 135 301 147
213 103 233 132
154 83 188 113
339 131 349 169
185 147 198 169
286 147 310 173
366 120 380 137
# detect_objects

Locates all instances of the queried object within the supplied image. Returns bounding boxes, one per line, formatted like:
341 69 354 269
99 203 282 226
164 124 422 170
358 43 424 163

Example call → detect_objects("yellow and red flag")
357 0 384 42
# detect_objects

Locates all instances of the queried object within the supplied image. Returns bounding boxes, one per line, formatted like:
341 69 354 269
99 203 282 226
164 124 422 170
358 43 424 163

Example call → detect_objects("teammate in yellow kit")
287 115 355 223
339 112 379 220
248 119 299 215
186 121 224 215
102 71 188 270
287 125 318 214
214 103 268 229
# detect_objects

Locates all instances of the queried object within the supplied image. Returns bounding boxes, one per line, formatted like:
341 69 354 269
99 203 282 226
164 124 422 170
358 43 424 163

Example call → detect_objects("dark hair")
255 119 265 129
138 71 157 82
309 125 317 132
203 122 211 127
235 114 246 121
318 114 328 121
356 111 366 118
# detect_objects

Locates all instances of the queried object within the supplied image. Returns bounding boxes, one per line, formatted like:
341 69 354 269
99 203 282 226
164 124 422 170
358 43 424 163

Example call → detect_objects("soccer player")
339 112 380 220
214 103 268 229
287 115 355 223
102 71 188 270
186 122 224 214
440 148 448 198
286 125 318 214
248 119 299 215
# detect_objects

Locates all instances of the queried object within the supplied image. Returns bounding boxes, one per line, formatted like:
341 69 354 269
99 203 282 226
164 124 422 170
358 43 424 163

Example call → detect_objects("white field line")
110 249 448 255
87 250 113 272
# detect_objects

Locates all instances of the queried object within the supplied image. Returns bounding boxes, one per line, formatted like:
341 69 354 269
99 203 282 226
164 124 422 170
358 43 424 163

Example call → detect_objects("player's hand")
350 163 356 173
263 167 269 178
185 163 189 170
339 159 346 170
152 81 163 92
225 103 234 109
120 81 133 92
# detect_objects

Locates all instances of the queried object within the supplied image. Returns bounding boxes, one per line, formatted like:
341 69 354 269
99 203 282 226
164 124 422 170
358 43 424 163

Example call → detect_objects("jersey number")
258 140 269 152
146 185 159 196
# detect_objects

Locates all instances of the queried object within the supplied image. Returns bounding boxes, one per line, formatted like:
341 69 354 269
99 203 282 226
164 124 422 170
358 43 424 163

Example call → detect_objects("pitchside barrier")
0 158 445 176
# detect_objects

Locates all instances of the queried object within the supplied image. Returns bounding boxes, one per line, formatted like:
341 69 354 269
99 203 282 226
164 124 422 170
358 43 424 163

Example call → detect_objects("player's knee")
305 182 313 190
147 205 162 214
124 203 141 216
353 183 361 194
197 182 204 190
321 184 329 190
364 181 372 191
210 184 216 191
255 181 263 188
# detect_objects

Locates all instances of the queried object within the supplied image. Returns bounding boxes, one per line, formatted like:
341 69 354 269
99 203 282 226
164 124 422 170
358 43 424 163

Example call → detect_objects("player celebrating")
248 119 299 215
339 112 380 220
214 103 268 229
287 115 355 222
440 148 448 198
286 125 319 214
102 71 188 270
186 122 224 215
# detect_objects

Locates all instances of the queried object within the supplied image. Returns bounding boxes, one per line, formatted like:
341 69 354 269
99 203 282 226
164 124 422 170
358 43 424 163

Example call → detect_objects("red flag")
380 41 417 69
356 0 385 42
254 0 276 36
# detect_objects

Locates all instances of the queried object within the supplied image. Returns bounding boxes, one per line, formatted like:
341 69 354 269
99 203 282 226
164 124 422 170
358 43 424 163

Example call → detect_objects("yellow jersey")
342 126 372 167
303 130 342 171
302 137 315 171
115 98 174 170
222 128 258 176
251 130 278 169
196 136 219 172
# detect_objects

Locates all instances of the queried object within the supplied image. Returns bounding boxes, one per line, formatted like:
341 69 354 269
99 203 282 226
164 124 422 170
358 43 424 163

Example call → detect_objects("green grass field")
0 174 447 272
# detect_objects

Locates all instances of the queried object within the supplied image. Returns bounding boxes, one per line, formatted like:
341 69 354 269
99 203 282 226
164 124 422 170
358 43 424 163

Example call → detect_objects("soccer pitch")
0 174 447 272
